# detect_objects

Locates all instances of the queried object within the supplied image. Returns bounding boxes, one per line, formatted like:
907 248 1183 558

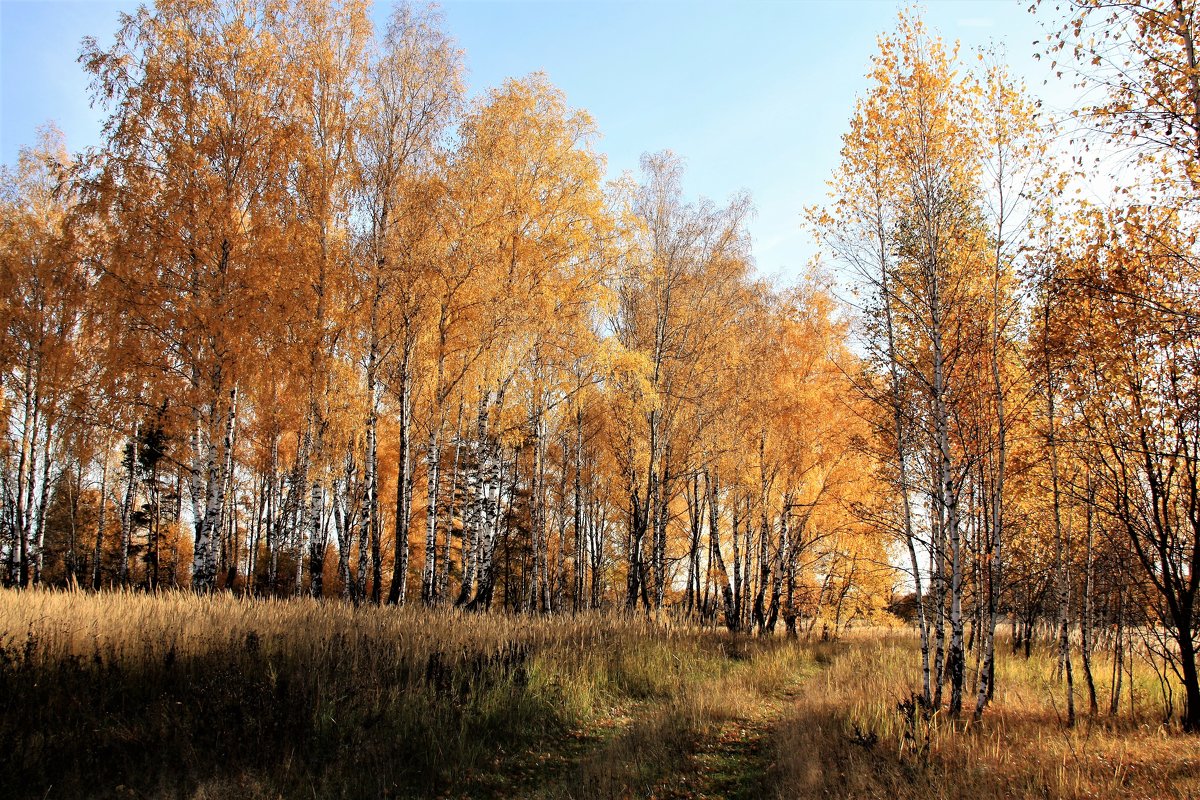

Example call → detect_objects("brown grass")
3 590 1196 800
0 589 807 799
771 629 1200 799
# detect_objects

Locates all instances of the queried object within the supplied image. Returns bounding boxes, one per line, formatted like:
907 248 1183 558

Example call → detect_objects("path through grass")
504 631 1200 800
499 637 821 800
7 591 1200 800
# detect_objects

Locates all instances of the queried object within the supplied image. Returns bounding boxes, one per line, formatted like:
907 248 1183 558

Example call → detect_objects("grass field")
2 589 1197 799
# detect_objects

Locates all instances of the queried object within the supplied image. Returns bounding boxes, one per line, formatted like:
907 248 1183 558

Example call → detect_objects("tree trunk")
15 354 36 588
1045 316 1075 727
706 470 737 632
1081 471 1099 717
387 347 414 605
119 424 138 586
572 400 585 612
194 386 237 593
92 444 110 590
422 428 441 605
439 404 464 604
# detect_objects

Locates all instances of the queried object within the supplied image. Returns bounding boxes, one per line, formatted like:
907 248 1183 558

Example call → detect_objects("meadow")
2 589 1197 799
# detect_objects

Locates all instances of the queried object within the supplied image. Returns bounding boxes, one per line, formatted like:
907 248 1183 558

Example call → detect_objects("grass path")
494 643 821 800
665 695 789 800
478 633 1200 800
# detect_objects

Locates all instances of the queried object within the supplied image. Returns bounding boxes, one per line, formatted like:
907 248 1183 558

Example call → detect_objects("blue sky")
1 0 1078 280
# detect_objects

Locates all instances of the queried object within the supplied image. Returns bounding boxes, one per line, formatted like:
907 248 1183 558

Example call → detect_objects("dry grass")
0 588 638 798
0 589 808 799
4 590 1197 800
532 634 814 799
771 628 1200 799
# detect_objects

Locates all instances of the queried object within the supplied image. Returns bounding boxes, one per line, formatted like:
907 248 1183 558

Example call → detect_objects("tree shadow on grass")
0 631 568 799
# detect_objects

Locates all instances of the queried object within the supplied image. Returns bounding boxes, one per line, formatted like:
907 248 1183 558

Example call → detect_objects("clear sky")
0 0 1079 281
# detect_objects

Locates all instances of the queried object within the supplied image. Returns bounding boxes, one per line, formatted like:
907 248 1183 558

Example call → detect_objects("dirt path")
496 668 813 799
664 683 806 800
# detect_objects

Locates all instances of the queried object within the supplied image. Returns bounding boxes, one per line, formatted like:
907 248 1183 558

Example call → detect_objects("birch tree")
81 0 301 590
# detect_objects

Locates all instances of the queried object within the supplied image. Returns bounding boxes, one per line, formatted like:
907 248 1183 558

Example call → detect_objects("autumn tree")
1035 0 1200 730
608 151 751 613
2 0 903 646
1049 207 1200 730
80 0 312 590
0 125 85 587
358 1 463 606
440 74 607 610
815 12 1047 717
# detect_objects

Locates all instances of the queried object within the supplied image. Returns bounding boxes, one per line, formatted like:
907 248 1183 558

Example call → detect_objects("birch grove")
5 0 1200 732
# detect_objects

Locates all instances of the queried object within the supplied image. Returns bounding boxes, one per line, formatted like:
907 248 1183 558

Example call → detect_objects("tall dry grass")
6 590 1195 800
771 628 1200 799
0 588 641 797
0 589 808 799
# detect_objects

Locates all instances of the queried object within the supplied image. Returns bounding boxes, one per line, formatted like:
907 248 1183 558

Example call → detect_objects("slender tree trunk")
652 440 670 612
266 437 280 592
764 504 785 634
590 497 604 610
684 471 702 616
439 404 464 604
1111 587 1125 717
334 466 351 599
707 470 737 631
145 464 159 591
387 347 414 605
742 497 754 630
33 430 52 586
572 400 585 612
932 498 947 708
932 291 965 717
355 469 370 602
119 423 138 586
974 409 1004 718
1081 471 1099 717
423 427 441 605
92 444 110 590
366 269 383 603
783 504 802 638
534 410 552 613
1045 305 1075 727
305 455 324 599
753 434 771 633
731 497 742 627
625 434 647 612
247 469 263 594
15 355 36 588
554 430 569 611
